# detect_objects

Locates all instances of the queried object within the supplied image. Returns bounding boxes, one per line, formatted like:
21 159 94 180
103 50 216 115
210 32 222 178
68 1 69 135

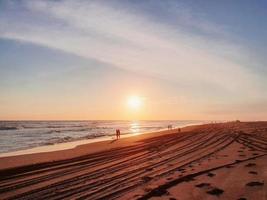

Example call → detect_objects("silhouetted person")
116 129 119 140
178 128 181 133
118 129 121 139
116 129 121 140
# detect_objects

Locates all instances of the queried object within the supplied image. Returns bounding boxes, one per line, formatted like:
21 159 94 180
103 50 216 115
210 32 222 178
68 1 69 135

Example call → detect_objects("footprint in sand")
149 188 169 197
246 181 264 187
207 172 215 177
178 168 186 173
169 198 177 200
142 176 153 183
237 197 247 200
183 176 195 182
206 187 224 196
245 163 256 167
145 168 153 171
195 183 210 188
248 171 258 175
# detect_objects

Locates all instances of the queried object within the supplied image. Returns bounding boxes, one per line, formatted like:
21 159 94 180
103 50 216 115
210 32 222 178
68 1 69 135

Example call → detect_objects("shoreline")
0 124 200 170
0 122 203 158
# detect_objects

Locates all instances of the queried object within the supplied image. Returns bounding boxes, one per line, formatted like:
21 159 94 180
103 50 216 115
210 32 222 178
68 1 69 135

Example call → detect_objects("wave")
42 133 108 146
0 127 18 130
0 120 207 153
42 136 75 145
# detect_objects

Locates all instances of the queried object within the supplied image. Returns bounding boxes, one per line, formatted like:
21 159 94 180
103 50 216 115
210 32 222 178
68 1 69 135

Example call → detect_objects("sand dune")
0 122 266 200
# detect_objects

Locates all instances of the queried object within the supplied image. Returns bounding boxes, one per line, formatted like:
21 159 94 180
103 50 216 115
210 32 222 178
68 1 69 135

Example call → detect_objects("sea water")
0 120 208 153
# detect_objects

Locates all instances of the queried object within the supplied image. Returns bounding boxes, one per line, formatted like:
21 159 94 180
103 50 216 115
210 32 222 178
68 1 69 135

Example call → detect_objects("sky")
0 0 267 120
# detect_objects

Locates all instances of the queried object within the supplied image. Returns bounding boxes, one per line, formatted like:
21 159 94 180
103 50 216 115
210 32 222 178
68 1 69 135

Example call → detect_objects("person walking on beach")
116 129 121 140
118 129 121 139
116 129 119 140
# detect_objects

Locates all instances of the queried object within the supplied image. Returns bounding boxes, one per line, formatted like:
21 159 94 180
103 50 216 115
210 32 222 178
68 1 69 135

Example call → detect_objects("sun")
127 96 142 110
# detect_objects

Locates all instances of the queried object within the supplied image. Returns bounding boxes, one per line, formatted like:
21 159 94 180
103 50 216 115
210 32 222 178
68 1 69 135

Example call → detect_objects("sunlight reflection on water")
130 121 141 135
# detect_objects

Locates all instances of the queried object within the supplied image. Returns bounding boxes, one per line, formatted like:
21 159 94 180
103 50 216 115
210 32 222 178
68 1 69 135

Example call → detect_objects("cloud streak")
0 0 266 106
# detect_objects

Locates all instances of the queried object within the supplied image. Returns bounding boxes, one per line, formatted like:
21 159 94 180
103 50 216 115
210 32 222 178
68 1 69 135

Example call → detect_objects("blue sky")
0 0 266 120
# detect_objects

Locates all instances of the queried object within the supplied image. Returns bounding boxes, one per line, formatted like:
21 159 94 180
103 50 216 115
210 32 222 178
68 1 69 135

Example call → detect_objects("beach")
0 121 266 200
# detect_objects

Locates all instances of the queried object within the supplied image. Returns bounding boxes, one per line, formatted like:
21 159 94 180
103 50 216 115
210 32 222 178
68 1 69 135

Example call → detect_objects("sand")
0 121 266 200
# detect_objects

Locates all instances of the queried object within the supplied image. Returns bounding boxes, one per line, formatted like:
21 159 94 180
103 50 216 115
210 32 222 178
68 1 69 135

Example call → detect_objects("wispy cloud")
0 0 265 105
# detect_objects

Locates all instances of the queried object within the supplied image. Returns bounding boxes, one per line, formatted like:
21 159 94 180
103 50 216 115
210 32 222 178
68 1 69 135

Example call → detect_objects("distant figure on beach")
178 128 181 133
116 129 121 140
116 129 118 140
168 125 172 130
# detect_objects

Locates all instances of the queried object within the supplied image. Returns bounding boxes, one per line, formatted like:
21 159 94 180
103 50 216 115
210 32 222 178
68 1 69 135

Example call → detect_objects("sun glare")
127 96 142 110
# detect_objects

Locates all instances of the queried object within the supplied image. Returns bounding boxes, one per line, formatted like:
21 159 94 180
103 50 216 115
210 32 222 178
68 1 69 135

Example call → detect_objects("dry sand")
0 121 266 200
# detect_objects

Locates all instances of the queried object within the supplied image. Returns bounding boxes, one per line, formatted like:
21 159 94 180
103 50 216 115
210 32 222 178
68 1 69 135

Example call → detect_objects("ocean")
0 120 208 153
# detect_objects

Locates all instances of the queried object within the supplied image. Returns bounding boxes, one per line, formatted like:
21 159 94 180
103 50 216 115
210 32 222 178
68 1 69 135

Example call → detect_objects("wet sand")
0 121 266 200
